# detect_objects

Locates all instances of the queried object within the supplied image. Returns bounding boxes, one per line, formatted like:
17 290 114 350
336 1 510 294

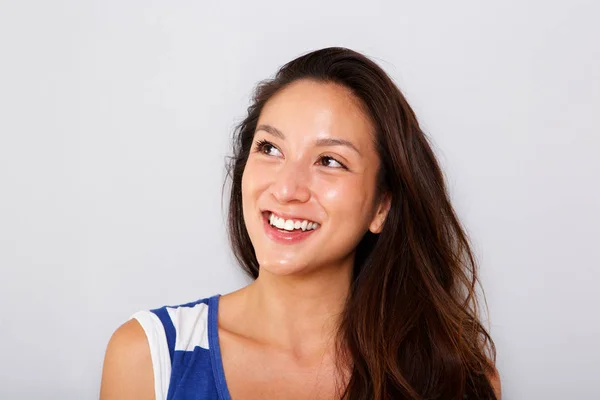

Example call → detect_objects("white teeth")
268 212 319 232
283 220 295 230
275 217 285 229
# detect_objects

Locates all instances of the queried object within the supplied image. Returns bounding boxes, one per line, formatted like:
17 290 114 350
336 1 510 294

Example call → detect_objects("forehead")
257 79 375 149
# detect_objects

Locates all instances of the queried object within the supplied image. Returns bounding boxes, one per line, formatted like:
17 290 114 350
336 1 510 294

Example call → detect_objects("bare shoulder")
100 319 154 400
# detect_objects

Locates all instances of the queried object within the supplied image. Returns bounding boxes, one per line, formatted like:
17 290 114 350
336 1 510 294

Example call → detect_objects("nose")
270 158 311 204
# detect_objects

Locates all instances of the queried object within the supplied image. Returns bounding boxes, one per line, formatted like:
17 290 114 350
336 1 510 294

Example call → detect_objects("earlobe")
369 192 391 234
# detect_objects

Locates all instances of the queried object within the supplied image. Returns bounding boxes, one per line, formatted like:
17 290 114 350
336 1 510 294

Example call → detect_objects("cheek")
241 163 254 212
243 159 262 188
241 159 270 209
319 178 372 222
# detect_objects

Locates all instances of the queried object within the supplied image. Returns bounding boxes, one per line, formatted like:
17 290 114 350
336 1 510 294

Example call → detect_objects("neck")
238 259 353 359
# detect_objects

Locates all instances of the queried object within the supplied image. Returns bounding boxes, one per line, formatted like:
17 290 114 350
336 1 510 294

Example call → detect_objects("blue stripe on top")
208 295 232 400
149 294 232 400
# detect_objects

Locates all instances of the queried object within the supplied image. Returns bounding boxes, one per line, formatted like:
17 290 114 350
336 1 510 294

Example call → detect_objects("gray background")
1 0 598 398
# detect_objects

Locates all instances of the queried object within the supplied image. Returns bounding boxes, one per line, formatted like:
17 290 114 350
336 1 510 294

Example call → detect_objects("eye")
253 139 348 170
254 139 282 157
318 155 347 170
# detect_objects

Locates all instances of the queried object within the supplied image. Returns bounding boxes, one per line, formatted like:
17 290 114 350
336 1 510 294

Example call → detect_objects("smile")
261 211 320 244
267 211 319 231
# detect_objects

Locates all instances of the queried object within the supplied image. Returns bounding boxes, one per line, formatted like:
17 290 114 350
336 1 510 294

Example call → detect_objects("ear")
368 191 391 234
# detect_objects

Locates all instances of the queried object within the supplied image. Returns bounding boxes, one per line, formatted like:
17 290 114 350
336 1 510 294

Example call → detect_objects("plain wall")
1 0 598 398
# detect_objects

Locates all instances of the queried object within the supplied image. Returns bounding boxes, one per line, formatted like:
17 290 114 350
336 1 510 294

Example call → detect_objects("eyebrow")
255 124 361 155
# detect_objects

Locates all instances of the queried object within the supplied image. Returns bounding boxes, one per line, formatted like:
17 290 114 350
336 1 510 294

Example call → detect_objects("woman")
100 47 501 399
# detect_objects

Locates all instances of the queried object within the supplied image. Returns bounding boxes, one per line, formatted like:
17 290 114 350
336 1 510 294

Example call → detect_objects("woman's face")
241 79 390 276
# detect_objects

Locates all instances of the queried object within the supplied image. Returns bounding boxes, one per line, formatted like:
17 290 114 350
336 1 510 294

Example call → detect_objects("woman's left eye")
318 156 346 169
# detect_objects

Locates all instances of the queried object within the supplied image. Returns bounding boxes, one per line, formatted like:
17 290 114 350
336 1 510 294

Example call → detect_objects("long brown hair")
224 47 497 399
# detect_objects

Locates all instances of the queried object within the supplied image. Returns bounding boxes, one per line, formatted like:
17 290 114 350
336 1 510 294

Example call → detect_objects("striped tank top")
130 294 231 400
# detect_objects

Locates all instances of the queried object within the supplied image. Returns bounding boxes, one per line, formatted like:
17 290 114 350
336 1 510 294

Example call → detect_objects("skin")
100 319 154 400
99 79 501 399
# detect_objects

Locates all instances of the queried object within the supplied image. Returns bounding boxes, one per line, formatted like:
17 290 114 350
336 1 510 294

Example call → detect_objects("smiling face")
241 79 390 277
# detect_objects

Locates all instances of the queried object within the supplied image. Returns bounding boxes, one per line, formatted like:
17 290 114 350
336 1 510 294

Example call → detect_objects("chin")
256 258 312 277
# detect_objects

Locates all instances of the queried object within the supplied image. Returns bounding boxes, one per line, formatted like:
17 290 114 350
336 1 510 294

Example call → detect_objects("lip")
261 211 318 245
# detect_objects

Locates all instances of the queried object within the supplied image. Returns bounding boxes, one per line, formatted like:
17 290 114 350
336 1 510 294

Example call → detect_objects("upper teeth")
268 212 319 231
